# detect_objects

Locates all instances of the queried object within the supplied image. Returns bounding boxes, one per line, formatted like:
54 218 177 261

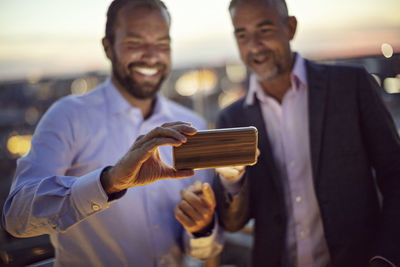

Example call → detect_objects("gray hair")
229 0 289 19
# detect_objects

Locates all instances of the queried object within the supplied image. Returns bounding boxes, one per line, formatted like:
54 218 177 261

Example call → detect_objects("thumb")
193 180 202 193
216 166 242 179
201 183 216 209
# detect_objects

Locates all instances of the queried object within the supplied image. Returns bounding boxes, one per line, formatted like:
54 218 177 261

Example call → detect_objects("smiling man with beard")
2 0 223 266
105 2 170 103
214 0 400 266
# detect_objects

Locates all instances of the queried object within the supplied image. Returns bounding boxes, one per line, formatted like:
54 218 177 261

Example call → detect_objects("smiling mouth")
250 51 273 65
253 59 264 64
253 55 269 64
134 67 159 76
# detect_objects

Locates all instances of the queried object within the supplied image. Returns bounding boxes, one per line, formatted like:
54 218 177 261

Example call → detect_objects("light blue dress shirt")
3 79 223 267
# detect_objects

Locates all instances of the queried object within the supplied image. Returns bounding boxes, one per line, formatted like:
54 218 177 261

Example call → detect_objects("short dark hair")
229 0 289 19
105 0 171 44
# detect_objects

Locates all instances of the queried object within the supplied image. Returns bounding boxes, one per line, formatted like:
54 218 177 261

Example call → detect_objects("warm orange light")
226 63 247 83
7 135 32 157
218 86 246 109
175 69 217 96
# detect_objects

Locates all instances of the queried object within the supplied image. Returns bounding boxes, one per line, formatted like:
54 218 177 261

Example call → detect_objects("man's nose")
141 44 159 65
247 35 263 54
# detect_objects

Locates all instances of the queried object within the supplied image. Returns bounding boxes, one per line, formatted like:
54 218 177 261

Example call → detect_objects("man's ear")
287 16 297 41
102 37 112 60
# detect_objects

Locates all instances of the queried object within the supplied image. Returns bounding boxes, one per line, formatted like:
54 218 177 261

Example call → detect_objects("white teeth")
253 55 267 63
134 67 158 76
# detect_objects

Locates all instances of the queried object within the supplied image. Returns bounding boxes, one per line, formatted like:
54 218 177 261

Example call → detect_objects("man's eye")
260 28 272 34
157 42 170 49
236 33 247 40
127 41 141 47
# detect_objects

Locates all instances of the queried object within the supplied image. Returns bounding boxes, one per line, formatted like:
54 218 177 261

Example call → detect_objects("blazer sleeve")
214 106 252 232
357 68 400 265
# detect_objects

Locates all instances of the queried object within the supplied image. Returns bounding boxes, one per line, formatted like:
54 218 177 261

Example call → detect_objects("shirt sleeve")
358 69 400 264
182 214 224 261
2 99 121 237
178 169 225 260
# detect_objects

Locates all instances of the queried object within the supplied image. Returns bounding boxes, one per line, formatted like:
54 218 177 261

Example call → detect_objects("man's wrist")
100 166 121 195
192 217 215 238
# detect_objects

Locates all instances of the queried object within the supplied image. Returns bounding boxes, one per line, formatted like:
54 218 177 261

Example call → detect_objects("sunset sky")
0 0 399 80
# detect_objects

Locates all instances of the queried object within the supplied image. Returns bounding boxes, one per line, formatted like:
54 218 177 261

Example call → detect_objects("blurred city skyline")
0 0 399 81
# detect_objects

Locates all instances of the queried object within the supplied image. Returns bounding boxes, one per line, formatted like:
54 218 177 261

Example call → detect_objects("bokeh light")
381 43 394 58
71 78 88 95
25 107 40 125
7 134 32 158
226 63 247 83
175 69 217 96
371 74 381 87
384 76 400 94
218 86 246 109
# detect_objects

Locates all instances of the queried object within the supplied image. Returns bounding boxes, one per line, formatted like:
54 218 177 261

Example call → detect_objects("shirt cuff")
219 173 245 196
71 167 113 217
186 215 218 241
183 214 224 260
370 256 396 267
100 166 127 202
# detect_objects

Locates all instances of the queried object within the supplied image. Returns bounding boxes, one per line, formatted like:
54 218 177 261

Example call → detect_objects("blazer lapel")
306 60 329 185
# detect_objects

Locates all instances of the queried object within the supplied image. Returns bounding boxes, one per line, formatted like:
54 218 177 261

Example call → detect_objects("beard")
246 50 284 82
111 53 168 100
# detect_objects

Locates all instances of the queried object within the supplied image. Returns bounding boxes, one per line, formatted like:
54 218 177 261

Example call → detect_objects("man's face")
106 4 171 99
231 1 296 82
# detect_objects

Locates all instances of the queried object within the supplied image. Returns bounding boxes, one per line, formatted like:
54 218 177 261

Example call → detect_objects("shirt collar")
103 78 133 115
151 92 174 120
103 78 174 120
244 53 307 106
291 53 307 89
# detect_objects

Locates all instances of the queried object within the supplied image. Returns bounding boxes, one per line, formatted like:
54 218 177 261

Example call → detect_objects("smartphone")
173 126 258 170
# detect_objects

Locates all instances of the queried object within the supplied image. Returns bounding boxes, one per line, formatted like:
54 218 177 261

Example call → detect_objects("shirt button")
289 161 296 168
296 196 302 203
153 224 159 230
300 231 305 238
159 258 165 265
92 203 101 211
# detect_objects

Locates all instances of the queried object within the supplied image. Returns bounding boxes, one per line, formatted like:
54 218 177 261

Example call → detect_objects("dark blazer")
215 60 400 267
